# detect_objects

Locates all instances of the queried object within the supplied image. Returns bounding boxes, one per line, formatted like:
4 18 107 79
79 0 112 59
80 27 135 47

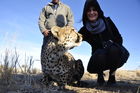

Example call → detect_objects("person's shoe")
107 75 116 85
97 74 105 85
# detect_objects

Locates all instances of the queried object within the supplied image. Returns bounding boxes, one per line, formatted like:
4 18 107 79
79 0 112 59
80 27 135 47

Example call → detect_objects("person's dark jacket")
79 17 123 53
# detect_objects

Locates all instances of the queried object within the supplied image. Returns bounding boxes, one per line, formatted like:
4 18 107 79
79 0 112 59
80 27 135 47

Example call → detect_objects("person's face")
86 7 98 22
52 0 59 4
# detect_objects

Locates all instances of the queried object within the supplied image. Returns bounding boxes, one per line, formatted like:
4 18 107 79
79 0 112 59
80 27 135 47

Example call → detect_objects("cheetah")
41 26 84 89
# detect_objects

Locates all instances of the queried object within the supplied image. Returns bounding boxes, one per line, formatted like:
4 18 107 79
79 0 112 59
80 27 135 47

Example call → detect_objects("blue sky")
0 0 140 70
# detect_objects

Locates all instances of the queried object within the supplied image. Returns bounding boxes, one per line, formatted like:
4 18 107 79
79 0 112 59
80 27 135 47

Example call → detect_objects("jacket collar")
48 1 62 6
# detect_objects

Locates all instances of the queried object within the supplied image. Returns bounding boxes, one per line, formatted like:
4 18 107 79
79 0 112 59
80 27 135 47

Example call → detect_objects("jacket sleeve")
66 6 74 27
38 7 47 34
107 17 123 45
78 27 86 41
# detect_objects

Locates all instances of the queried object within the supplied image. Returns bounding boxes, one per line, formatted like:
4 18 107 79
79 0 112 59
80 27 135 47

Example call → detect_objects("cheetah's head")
51 26 83 49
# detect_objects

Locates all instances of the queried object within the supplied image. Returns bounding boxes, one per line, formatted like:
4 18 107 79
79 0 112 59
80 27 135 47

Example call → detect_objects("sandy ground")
0 70 140 93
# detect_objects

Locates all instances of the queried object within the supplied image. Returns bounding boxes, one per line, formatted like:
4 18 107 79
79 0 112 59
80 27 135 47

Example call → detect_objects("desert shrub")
0 49 18 85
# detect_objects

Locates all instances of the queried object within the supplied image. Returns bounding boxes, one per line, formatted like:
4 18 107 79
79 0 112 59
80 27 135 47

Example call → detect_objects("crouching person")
79 0 129 85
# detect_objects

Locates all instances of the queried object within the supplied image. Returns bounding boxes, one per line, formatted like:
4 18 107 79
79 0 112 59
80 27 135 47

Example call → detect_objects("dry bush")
0 49 19 93
0 49 42 93
0 49 18 84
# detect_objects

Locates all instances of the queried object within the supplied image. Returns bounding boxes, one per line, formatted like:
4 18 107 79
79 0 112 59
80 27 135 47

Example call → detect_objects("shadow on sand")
71 79 140 93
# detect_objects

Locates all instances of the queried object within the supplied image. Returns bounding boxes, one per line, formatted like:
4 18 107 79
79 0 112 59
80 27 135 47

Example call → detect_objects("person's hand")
43 30 49 37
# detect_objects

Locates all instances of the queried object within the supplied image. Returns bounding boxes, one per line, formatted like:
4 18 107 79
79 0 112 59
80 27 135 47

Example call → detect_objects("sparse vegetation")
0 49 140 93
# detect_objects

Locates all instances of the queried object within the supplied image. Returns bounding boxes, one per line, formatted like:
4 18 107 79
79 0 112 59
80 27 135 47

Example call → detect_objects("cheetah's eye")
64 43 67 45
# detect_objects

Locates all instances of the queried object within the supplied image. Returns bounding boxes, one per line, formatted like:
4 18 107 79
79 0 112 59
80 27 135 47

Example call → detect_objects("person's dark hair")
82 0 104 25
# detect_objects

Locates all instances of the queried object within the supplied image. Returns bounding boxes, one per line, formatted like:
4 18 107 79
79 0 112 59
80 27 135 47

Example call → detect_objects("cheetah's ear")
51 26 60 38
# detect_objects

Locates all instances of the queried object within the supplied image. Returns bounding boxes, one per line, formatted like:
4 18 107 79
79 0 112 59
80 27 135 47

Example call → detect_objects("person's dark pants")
87 45 121 74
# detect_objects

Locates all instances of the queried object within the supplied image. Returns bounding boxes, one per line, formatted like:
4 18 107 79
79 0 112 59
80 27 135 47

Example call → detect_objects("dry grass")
0 49 140 93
